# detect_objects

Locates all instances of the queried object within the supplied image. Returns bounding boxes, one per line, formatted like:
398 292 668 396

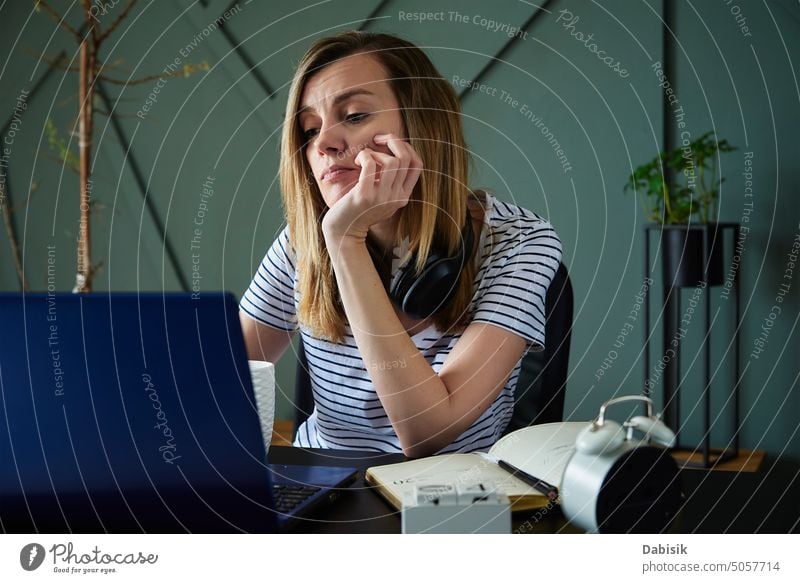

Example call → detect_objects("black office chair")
293 339 315 441
502 261 573 434
292 262 574 440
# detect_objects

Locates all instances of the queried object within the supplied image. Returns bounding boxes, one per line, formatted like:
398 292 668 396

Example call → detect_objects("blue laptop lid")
0 292 278 532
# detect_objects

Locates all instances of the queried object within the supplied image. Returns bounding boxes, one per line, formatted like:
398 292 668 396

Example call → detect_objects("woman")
240 31 561 458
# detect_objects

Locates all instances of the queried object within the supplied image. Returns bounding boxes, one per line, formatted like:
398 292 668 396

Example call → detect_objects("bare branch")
79 0 100 45
24 48 80 73
41 152 80 174
95 108 142 119
97 0 139 44
97 70 181 86
0 181 30 291
34 0 82 41
98 61 209 86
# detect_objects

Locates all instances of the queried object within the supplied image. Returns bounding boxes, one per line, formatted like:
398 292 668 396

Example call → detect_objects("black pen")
497 459 559 502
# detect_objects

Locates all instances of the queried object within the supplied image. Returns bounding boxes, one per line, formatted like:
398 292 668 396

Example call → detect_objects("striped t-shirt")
240 192 562 453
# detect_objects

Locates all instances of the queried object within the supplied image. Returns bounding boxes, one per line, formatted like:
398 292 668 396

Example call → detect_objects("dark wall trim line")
96 82 190 291
1 50 69 290
458 0 555 101
216 3 276 98
1 49 68 137
359 0 393 31
663 0 676 155
0 168 25 290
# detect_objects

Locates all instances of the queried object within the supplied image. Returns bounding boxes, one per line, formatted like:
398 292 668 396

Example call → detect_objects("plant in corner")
624 130 736 225
625 130 737 287
626 131 741 466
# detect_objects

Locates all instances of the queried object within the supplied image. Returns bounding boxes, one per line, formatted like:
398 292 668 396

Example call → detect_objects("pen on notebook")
496 459 559 502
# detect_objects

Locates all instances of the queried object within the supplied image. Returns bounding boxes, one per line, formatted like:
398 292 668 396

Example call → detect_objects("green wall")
1 0 797 463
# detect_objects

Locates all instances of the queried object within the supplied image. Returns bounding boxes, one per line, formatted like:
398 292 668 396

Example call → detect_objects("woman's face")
299 52 407 208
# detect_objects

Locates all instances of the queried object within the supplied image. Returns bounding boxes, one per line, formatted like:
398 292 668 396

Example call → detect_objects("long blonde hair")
280 31 483 343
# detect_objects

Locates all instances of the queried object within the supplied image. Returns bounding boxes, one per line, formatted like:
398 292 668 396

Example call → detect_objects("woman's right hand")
321 134 423 247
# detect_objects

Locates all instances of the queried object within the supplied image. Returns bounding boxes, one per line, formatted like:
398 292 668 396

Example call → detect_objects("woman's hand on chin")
321 133 423 248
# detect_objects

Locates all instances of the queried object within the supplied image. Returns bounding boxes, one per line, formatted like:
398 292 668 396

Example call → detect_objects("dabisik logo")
20 543 46 571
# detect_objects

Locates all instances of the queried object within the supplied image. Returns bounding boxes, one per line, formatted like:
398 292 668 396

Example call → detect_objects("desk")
269 446 800 534
3 446 796 534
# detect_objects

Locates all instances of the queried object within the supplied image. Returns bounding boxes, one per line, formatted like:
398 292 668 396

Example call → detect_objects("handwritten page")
488 422 589 486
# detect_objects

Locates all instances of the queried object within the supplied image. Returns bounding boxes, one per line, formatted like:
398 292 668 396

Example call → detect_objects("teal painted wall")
1 1 797 462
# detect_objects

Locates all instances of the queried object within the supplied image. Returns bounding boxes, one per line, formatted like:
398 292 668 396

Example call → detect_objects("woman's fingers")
367 149 405 192
355 148 378 193
355 134 423 218
373 134 422 195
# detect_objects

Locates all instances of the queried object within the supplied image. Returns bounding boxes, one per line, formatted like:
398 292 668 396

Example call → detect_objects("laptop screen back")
0 292 277 532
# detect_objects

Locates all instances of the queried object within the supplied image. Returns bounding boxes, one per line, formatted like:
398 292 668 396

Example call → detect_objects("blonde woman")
240 31 561 458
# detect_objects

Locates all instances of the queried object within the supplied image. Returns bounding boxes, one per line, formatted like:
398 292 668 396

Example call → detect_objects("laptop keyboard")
272 483 322 513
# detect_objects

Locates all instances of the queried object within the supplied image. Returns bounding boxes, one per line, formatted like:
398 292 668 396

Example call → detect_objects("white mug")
248 360 275 453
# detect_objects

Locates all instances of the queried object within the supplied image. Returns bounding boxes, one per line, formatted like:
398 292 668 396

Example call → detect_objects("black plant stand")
643 223 741 468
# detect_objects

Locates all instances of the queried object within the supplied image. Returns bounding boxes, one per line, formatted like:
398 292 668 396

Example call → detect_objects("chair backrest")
503 261 573 434
293 339 315 439
293 262 573 440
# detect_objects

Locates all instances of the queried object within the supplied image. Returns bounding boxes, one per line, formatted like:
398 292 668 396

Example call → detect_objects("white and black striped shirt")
240 192 562 453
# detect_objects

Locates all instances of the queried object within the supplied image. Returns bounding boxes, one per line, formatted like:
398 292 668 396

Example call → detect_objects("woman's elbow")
239 312 293 363
398 430 450 459
400 442 436 459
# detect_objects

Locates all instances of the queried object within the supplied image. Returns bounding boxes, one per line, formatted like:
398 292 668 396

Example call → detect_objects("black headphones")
385 215 475 320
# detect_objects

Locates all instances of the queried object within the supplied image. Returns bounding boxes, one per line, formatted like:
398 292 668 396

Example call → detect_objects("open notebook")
366 422 588 512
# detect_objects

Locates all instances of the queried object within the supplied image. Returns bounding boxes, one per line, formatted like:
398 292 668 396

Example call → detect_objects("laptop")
0 292 357 533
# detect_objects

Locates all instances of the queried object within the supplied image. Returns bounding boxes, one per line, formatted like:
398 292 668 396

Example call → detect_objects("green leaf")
625 130 737 224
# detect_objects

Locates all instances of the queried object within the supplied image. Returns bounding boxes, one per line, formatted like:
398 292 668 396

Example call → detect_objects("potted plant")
628 132 742 466
625 130 736 287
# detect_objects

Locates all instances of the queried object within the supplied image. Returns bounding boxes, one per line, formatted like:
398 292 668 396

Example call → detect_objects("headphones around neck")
382 214 475 320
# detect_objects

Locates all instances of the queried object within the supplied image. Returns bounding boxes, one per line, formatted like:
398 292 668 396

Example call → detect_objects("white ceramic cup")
248 360 276 452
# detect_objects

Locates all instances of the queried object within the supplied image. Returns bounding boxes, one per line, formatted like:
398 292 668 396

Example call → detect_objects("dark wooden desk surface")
269 446 800 534
3 446 795 534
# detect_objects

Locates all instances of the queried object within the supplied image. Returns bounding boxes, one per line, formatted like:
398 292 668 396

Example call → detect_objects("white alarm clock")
560 395 683 533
